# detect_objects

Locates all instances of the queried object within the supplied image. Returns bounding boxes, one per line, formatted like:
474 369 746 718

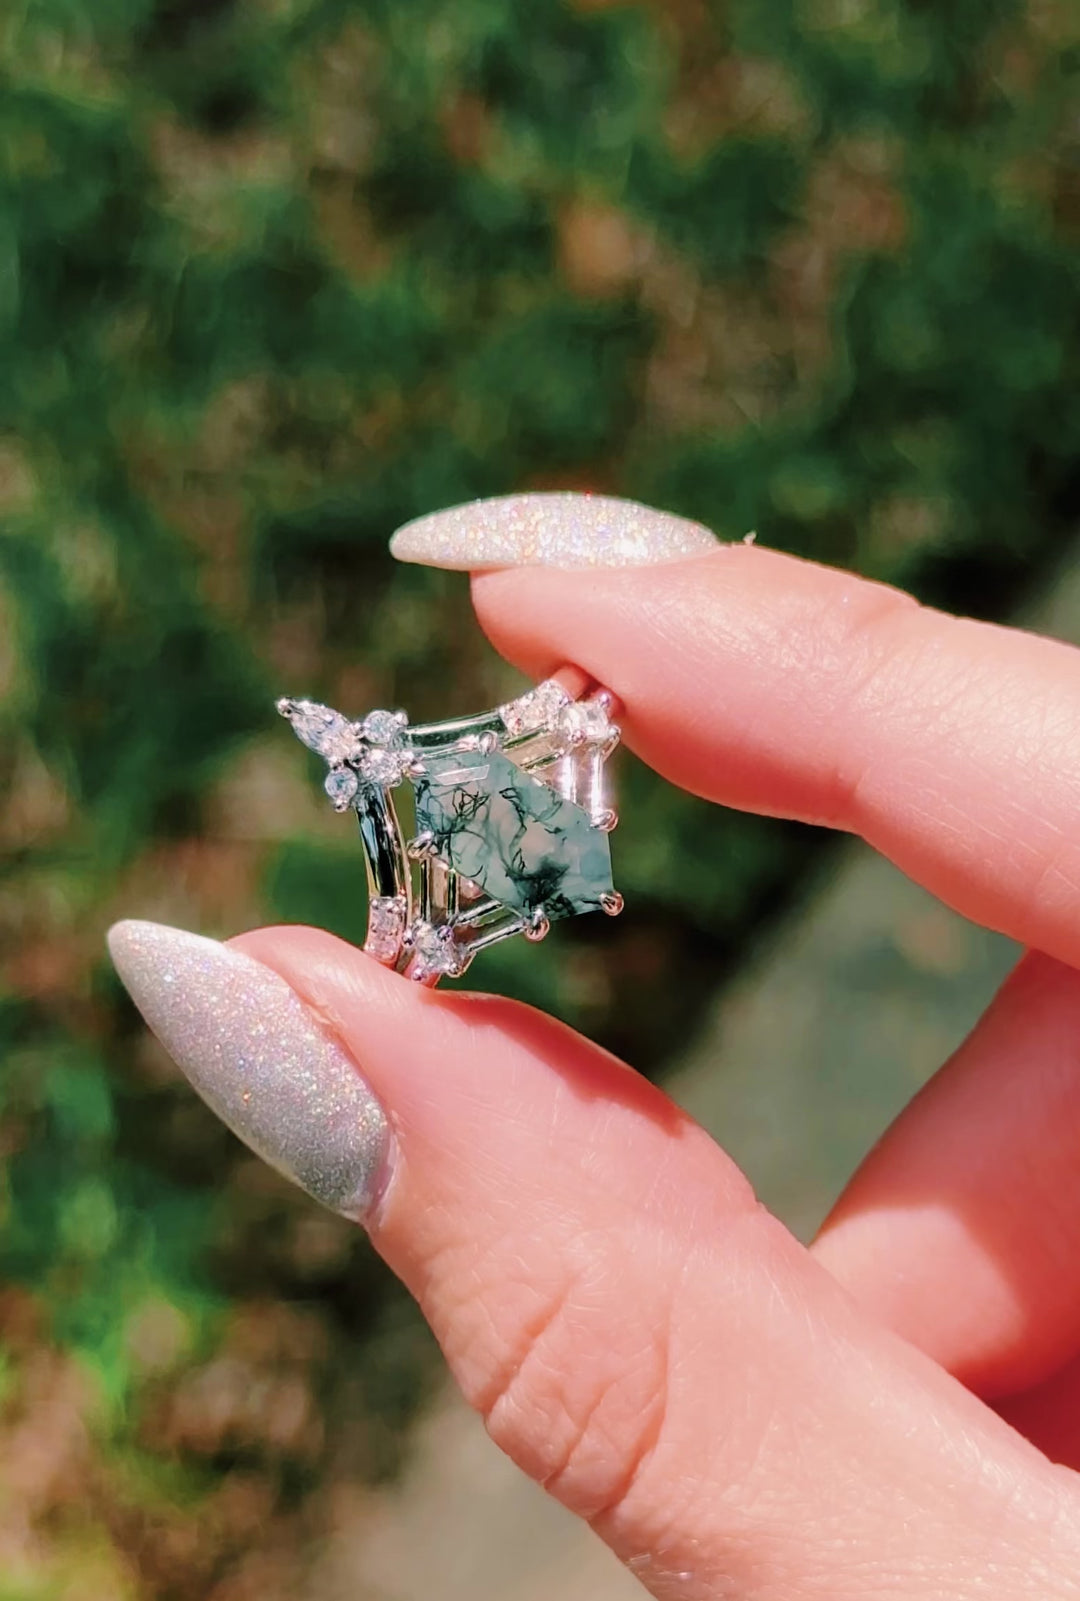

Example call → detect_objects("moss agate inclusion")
412 747 613 920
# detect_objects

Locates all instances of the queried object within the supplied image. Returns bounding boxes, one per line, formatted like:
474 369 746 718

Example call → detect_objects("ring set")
277 673 623 984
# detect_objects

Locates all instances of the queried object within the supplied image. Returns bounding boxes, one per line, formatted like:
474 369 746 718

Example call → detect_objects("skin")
235 544 1080 1598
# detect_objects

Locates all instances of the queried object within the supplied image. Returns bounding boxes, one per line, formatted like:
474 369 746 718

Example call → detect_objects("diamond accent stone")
278 698 363 765
360 746 411 788
362 709 405 747
499 678 572 738
404 920 468 982
556 696 617 749
324 767 360 810
365 895 407 964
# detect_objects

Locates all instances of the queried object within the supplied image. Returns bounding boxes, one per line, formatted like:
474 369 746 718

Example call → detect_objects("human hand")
109 500 1080 1598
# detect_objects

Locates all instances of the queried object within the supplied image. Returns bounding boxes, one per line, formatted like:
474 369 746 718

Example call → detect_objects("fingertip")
228 922 417 1022
392 492 722 571
196 922 1057 1590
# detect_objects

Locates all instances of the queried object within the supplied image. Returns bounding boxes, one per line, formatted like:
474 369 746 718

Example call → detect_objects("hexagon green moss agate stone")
412 748 613 921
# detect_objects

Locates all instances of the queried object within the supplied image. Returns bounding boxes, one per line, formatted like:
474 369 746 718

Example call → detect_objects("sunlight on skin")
112 538 1080 1599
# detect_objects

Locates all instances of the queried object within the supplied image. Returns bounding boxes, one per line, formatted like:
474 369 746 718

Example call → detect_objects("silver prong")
406 758 427 779
593 689 616 714
603 726 621 756
600 890 624 917
276 696 298 717
553 750 577 805
477 730 498 755
394 709 409 726
595 808 618 833
580 745 606 822
523 909 550 942
418 853 458 924
453 894 502 927
460 908 526 954
407 830 437 860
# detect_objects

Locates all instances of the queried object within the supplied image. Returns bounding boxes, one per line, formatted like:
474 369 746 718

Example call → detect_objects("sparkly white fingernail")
107 921 390 1220
389 492 719 571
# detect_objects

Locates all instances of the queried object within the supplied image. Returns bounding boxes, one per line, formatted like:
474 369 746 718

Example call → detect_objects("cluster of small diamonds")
498 678 572 738
276 699 415 810
499 681 618 755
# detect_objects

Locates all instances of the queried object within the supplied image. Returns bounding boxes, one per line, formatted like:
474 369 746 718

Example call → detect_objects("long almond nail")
107 920 390 1220
389 491 719 571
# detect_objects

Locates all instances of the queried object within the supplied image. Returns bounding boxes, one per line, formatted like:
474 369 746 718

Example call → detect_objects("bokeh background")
1 1 1078 1595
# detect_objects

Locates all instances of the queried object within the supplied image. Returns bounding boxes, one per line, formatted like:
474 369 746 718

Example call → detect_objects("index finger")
472 545 1080 961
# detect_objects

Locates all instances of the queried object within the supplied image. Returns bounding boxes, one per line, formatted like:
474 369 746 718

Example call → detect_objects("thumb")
109 919 1077 1600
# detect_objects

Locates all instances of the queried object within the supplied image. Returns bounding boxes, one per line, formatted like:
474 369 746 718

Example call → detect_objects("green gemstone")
412 748 613 920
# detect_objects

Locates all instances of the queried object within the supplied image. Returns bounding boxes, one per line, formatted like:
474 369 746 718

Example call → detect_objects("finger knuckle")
475 1235 672 1522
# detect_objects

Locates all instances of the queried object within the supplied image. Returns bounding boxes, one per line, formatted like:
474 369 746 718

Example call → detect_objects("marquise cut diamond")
277 698 363 765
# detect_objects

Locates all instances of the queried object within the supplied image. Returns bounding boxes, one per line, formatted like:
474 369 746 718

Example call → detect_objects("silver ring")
277 673 623 985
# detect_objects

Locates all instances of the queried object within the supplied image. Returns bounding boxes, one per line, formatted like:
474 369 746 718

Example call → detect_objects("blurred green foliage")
0 0 1077 1591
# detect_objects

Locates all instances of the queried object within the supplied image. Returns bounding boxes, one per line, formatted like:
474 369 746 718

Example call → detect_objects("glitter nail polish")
107 920 390 1220
389 492 719 571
